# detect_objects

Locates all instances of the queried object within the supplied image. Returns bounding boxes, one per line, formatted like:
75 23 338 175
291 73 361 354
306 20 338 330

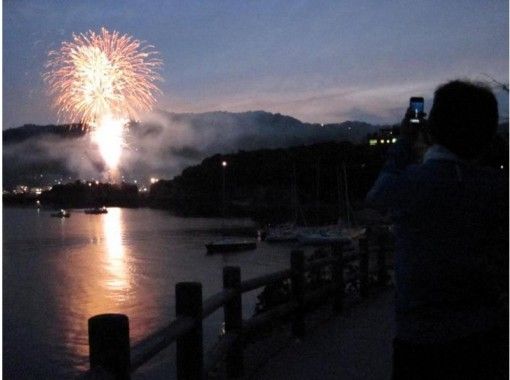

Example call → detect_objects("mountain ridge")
2 110 384 189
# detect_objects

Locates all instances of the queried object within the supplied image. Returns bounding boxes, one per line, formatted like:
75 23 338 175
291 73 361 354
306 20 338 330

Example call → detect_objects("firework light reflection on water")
44 27 162 172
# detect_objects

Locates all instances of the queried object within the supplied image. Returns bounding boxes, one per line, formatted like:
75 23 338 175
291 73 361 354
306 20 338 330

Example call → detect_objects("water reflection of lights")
103 208 130 293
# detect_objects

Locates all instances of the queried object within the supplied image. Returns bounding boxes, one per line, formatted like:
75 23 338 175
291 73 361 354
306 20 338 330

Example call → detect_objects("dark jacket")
367 139 508 343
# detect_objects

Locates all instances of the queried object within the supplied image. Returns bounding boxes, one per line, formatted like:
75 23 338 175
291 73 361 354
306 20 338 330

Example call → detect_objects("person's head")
428 80 499 159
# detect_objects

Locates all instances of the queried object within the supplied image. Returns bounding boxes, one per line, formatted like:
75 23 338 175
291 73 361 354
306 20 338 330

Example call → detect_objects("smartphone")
409 97 424 123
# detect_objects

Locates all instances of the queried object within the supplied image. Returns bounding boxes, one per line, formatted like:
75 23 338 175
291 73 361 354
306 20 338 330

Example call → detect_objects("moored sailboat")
206 160 257 254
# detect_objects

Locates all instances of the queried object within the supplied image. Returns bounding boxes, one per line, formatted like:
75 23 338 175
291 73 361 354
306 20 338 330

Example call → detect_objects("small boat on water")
297 226 366 246
206 238 257 254
84 207 108 214
264 223 299 242
51 209 70 218
205 160 258 254
297 229 349 246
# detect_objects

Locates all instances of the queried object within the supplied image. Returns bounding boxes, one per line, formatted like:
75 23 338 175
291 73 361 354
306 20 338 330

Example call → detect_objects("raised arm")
365 108 427 210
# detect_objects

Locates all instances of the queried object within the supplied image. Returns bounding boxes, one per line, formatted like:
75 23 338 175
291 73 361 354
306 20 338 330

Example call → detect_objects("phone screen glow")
411 101 424 113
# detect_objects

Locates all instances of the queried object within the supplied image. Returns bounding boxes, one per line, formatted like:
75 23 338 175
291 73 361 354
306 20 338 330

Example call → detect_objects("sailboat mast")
221 160 227 230
316 158 320 205
342 162 351 228
292 164 298 224
336 165 342 219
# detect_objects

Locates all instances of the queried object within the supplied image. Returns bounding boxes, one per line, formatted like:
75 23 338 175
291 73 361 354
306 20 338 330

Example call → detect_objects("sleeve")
365 137 416 211
484 177 509 316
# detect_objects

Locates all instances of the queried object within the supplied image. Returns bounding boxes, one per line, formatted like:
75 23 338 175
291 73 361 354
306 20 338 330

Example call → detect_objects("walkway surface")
242 288 395 380
135 288 395 380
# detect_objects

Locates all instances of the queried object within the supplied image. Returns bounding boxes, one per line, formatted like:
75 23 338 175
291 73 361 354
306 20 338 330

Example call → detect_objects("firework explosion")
44 27 162 170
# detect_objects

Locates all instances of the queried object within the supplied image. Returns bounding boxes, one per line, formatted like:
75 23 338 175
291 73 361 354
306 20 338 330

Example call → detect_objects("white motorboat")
51 209 70 218
84 206 108 214
265 223 299 242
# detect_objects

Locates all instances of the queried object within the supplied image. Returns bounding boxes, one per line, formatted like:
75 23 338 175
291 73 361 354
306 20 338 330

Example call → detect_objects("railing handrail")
240 268 292 293
81 234 392 379
202 289 236 319
130 315 195 372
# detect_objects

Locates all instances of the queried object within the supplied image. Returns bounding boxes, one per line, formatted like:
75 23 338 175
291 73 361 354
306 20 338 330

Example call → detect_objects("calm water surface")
3 207 295 379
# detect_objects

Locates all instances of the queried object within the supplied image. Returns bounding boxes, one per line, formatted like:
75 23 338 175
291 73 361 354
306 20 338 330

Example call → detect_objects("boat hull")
51 213 70 218
84 208 108 214
206 241 257 254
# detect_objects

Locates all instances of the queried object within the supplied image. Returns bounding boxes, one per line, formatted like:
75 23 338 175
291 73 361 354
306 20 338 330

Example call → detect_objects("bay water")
3 207 296 378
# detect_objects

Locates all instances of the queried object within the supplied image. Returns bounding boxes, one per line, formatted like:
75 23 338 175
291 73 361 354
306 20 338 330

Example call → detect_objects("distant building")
367 126 399 146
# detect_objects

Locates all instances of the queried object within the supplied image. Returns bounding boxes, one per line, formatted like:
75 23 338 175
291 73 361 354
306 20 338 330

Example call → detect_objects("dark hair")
428 80 498 159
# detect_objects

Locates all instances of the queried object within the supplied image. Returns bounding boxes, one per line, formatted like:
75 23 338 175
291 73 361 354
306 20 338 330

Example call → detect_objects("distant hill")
3 123 88 143
2 111 381 189
147 140 389 222
149 110 379 149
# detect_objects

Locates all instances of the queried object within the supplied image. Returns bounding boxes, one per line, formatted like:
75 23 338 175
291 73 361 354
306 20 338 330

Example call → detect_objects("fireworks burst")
44 27 162 170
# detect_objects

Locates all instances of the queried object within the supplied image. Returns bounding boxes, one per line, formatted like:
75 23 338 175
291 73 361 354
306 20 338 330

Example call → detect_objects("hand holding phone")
401 97 430 158
401 97 426 141
409 97 424 123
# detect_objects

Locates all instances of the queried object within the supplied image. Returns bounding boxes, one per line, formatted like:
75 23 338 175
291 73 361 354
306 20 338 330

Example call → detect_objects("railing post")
332 242 344 313
291 250 306 338
176 282 203 380
377 233 388 287
359 237 369 298
88 313 130 380
223 266 243 378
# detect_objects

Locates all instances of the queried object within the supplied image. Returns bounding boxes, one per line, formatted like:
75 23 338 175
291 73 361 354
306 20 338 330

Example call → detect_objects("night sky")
3 0 508 129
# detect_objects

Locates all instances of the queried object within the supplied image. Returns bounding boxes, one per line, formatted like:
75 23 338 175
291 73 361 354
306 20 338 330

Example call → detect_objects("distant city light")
95 180 99 185
392 138 397 143
501 165 504 170
369 139 377 146
222 161 227 167
150 177 158 184
13 185 29 194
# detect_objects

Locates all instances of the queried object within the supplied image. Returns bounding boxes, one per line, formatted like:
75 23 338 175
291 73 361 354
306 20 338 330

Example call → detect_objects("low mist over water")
2 111 378 189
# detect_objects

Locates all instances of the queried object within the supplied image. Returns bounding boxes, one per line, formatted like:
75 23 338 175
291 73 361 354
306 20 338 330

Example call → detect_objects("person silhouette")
367 80 508 379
